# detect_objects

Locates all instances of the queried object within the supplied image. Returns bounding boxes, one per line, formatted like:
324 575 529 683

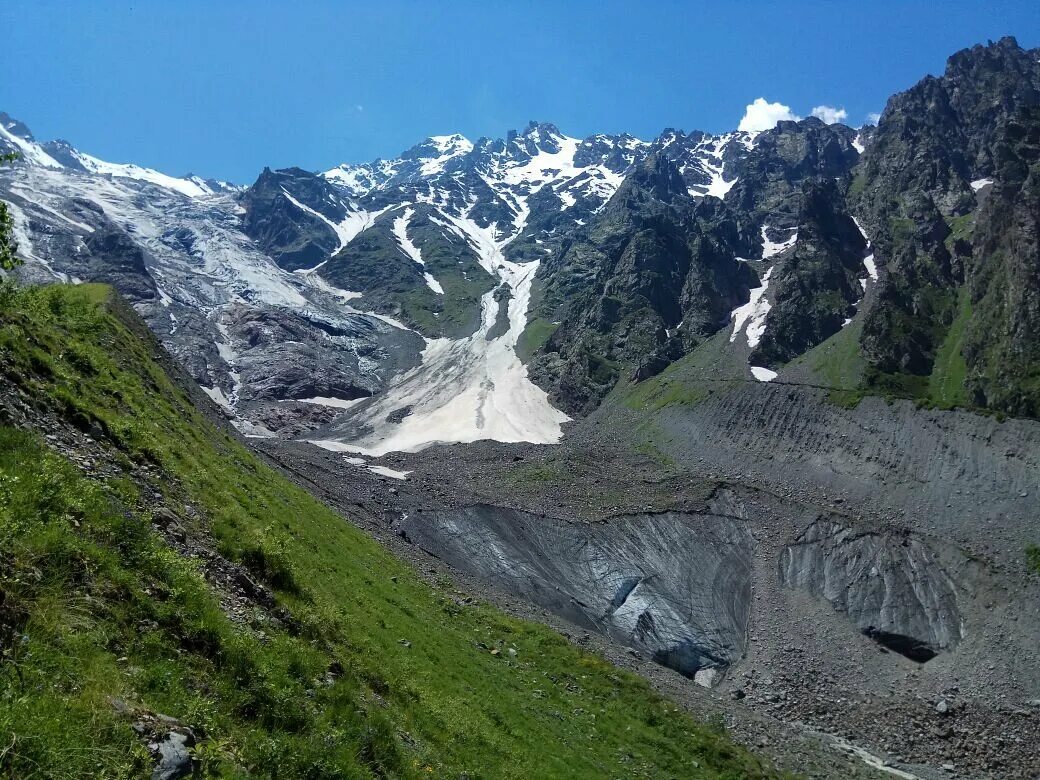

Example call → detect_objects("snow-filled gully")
309 211 570 455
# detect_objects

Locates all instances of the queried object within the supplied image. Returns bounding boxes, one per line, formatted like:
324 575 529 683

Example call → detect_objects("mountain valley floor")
254 373 1040 780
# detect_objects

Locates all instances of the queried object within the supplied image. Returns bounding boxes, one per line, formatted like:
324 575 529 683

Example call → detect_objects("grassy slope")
0 284 782 779
928 287 971 408
395 266 494 339
781 292 971 411
515 317 559 364
611 293 970 417
515 278 559 364
619 331 744 415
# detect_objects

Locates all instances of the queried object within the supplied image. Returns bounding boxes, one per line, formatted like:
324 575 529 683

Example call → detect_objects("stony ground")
252 381 1040 780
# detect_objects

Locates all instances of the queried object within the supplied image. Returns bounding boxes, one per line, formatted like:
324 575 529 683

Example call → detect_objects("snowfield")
311 206 570 455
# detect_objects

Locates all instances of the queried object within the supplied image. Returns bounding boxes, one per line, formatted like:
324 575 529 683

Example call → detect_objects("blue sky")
2 1 1038 183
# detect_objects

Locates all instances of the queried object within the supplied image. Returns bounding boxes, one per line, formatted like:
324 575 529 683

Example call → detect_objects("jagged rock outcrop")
852 36 1040 410
780 519 964 662
221 305 382 402
397 506 753 680
528 119 866 411
240 166 345 270
726 117 861 231
751 179 867 367
528 155 758 414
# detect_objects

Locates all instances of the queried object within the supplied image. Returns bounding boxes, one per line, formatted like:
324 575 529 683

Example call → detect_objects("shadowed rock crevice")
860 627 937 663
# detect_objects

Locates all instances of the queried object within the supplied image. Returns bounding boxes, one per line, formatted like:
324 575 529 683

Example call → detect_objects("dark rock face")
573 132 646 171
852 36 1040 409
529 155 758 415
858 193 957 375
780 519 964 662
964 107 1040 416
0 111 34 142
239 167 344 271
81 221 160 302
726 117 861 231
149 728 196 780
944 37 1040 176
222 306 380 403
751 179 867 367
397 506 753 680
40 139 90 170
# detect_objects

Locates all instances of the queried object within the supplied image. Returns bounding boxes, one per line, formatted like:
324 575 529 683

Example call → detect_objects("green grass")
944 213 975 250
396 268 493 338
586 351 621 385
862 286 972 411
786 284 972 412
515 317 558 363
1026 545 1040 576
624 375 708 412
863 368 931 401
502 460 564 485
633 440 678 469
847 170 868 199
780 316 869 407
0 284 784 778
928 287 971 407
810 322 866 391
619 335 739 413
889 217 915 245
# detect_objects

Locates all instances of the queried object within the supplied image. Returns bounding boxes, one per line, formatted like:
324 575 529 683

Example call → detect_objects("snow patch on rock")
730 266 774 348
392 207 444 294
761 225 797 258
750 366 778 382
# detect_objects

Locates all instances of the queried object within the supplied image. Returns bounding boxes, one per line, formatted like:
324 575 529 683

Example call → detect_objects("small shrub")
1027 545 1040 575
240 540 301 595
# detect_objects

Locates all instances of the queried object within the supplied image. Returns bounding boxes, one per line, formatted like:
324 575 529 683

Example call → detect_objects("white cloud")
738 98 800 132
866 111 881 125
811 105 848 124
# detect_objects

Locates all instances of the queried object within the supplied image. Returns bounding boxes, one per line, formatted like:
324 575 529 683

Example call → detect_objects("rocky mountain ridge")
3 36 1039 453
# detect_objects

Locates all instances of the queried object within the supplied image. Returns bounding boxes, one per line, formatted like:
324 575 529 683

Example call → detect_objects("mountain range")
6 38 1039 456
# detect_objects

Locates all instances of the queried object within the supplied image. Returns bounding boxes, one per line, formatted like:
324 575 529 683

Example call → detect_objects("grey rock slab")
396 505 753 679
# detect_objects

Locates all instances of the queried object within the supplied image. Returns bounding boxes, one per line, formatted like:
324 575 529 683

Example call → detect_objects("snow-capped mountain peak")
0 116 64 168
319 122 657 226
0 113 233 198
426 133 472 154
322 158 399 196
65 150 215 198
